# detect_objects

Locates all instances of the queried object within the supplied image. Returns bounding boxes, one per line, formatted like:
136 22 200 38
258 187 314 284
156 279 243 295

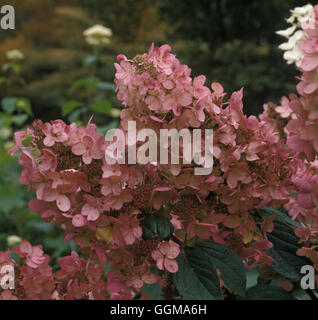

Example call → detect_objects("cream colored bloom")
0 127 12 139
276 25 296 38
83 24 113 46
110 108 121 118
6 49 24 60
7 235 22 246
276 4 315 67
288 4 314 23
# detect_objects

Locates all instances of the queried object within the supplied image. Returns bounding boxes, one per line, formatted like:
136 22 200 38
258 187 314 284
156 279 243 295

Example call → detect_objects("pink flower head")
13 240 46 269
0 291 19 300
43 120 68 147
275 96 293 118
151 240 180 273
38 149 57 171
8 130 33 155
81 194 101 221
71 134 105 165
55 251 86 278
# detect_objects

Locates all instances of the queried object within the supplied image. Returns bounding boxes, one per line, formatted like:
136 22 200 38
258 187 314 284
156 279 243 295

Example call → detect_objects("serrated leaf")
195 241 247 297
260 207 301 228
267 220 312 279
173 250 223 300
267 248 309 279
142 214 174 240
246 284 296 300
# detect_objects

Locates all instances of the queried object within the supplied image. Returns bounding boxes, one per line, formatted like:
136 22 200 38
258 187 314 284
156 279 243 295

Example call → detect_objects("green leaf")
62 100 82 116
142 214 174 240
246 268 259 289
2 63 11 72
141 283 163 300
260 207 301 228
84 55 97 66
10 63 21 74
195 241 246 297
156 216 174 240
267 220 312 279
246 284 296 300
142 216 158 239
0 77 6 85
11 114 28 126
173 250 223 300
268 248 309 280
90 100 112 115
70 78 99 93
22 136 33 147
1 97 17 114
68 108 85 123
97 81 116 91
0 186 25 214
16 98 32 115
26 220 54 233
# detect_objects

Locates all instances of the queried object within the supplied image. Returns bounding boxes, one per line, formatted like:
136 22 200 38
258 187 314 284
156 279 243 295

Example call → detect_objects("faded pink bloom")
38 149 57 171
13 240 46 269
151 240 180 273
71 135 105 165
43 120 68 147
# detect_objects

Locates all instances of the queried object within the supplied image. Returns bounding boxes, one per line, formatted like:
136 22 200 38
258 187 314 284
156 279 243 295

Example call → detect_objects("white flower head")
83 24 113 46
276 4 315 67
7 235 22 246
6 49 24 61
276 25 296 38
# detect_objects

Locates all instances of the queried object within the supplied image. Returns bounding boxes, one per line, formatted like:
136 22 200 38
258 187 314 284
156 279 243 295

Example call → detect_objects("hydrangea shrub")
2 4 318 300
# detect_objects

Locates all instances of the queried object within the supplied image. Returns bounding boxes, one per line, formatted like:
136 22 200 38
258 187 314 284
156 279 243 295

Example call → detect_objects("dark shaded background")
0 0 309 119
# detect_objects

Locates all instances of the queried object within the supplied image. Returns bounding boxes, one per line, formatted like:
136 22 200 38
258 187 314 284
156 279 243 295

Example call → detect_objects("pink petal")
82 152 92 165
56 194 71 212
164 258 178 273
156 258 164 271
81 203 99 221
301 55 318 72
72 214 86 227
72 142 86 156
19 240 32 254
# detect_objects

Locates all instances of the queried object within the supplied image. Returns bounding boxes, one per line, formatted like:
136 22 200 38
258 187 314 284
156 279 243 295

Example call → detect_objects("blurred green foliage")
78 0 308 115
0 53 77 270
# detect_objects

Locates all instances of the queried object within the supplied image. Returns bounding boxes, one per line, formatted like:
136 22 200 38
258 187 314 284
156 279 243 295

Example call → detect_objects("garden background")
0 0 309 272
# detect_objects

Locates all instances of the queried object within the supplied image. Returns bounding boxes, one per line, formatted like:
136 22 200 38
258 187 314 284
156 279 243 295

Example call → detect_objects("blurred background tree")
77 0 309 115
0 0 311 117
